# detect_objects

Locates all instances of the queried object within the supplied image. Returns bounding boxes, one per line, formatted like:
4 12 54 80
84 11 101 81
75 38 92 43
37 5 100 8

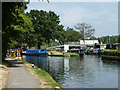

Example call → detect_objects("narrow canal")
23 55 119 88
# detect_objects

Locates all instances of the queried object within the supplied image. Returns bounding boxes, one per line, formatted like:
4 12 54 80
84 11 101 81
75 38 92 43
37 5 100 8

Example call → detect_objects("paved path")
5 58 41 88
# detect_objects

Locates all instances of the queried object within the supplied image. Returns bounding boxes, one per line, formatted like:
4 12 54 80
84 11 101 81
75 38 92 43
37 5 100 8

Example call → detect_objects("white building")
80 40 99 45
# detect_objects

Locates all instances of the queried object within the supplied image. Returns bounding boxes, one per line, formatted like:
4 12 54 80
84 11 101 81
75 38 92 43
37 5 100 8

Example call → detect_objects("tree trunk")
38 42 41 49
47 40 50 47
83 39 85 45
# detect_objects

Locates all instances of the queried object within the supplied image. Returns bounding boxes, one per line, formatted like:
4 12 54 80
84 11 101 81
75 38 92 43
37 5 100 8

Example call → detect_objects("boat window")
41 49 45 51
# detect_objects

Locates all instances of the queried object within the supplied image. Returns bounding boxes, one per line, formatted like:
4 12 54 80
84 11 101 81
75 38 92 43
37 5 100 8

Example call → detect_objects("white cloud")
50 0 119 2
29 0 119 2
26 2 118 36
60 6 117 28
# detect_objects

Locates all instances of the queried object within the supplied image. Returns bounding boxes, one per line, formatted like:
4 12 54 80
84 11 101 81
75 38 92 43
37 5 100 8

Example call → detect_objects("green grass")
31 65 62 88
102 50 120 56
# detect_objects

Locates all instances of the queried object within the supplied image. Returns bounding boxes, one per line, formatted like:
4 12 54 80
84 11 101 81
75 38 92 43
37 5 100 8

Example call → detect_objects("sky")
25 0 118 37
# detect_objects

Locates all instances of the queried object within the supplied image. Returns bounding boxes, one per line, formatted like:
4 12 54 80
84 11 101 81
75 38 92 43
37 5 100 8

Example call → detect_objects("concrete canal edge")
16 59 62 89
101 55 120 60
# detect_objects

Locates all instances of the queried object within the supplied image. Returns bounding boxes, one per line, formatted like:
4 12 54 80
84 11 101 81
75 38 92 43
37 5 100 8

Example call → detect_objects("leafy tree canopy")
2 2 34 60
64 27 80 42
26 10 65 48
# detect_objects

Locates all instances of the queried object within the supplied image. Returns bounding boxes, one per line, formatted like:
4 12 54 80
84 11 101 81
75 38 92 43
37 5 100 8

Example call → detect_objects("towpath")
5 58 42 88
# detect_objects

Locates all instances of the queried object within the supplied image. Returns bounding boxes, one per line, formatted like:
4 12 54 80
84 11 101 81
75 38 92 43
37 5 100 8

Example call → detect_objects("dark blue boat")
79 49 85 57
25 49 48 56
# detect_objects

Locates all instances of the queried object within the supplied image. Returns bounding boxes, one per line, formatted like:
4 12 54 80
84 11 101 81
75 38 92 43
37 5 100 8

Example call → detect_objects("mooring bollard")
55 87 60 90
32 63 34 68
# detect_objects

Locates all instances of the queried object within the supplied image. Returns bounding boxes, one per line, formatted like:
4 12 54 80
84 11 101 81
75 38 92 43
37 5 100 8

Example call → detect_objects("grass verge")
32 66 62 88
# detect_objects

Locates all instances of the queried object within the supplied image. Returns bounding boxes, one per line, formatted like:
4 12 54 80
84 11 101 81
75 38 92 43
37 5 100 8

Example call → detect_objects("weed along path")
5 58 42 88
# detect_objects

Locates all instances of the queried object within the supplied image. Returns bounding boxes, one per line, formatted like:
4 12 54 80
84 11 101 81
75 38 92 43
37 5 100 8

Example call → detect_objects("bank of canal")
101 50 120 60
23 55 119 88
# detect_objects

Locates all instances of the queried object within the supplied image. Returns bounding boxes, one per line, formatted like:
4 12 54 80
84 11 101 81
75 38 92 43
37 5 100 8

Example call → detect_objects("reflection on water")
23 55 118 88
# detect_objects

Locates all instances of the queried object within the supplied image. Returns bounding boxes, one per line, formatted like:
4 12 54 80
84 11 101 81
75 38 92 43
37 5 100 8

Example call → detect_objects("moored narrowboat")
25 49 48 56
85 49 90 55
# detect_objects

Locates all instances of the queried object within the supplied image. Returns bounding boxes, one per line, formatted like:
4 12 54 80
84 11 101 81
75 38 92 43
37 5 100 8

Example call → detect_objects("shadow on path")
6 60 22 68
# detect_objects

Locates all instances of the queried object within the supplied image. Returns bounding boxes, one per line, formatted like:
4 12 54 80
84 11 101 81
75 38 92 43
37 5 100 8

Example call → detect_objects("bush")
102 50 120 56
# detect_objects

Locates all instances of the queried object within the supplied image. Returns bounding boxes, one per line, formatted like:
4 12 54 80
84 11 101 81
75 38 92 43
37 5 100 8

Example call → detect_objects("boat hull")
25 49 48 57
25 53 48 57
79 53 85 57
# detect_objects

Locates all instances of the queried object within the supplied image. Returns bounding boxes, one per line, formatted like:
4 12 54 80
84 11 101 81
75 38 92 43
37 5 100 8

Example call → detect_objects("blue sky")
25 1 118 37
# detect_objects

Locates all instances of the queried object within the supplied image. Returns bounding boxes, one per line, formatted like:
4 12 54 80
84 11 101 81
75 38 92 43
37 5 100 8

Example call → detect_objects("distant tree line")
98 35 119 44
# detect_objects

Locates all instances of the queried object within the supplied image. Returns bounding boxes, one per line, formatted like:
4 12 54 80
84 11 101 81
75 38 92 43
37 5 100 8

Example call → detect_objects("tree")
26 10 65 48
74 23 95 44
2 2 25 61
64 27 80 42
11 13 35 48
2 2 34 61
89 36 97 40
98 35 118 44
2 1 50 61
52 25 65 44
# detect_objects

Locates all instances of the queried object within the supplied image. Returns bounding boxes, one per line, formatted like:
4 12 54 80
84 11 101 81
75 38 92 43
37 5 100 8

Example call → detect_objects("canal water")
23 55 119 88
